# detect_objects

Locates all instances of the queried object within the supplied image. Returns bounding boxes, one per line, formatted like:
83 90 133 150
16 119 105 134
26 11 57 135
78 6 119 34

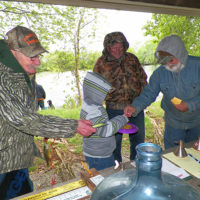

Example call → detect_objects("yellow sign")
21 179 86 200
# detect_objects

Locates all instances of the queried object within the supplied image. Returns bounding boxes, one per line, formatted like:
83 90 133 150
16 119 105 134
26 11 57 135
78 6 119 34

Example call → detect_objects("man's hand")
77 119 96 137
124 105 136 117
174 101 188 112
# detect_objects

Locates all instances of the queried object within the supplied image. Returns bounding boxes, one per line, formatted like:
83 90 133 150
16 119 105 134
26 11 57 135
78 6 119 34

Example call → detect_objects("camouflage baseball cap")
6 25 48 57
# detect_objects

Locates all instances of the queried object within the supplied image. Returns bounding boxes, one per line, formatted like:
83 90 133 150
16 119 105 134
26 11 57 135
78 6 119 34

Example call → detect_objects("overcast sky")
50 8 153 52
91 9 153 51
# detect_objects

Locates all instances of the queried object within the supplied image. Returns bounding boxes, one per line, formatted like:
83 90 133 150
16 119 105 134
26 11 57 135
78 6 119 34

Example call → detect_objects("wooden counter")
13 142 200 199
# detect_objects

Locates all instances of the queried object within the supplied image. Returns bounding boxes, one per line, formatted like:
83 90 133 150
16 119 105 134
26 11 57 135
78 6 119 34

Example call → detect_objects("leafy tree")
136 40 157 65
79 50 101 70
38 51 75 72
0 1 60 49
0 1 99 106
39 50 101 72
57 7 98 105
127 47 136 55
143 14 200 56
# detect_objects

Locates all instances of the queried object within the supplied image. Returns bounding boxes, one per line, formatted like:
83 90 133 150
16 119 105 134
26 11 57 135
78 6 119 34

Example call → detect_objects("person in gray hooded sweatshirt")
124 35 200 149
80 72 128 170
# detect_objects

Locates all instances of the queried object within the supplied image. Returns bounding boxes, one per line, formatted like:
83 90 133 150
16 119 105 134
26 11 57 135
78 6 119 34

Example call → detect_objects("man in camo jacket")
93 32 147 164
0 26 96 199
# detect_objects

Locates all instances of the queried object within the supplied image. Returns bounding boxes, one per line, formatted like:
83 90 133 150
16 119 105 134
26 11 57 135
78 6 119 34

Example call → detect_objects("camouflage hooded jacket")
93 32 147 110
0 40 78 174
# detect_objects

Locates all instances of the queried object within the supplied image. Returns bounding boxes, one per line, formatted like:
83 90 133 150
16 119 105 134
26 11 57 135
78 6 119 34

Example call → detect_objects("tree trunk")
73 14 83 106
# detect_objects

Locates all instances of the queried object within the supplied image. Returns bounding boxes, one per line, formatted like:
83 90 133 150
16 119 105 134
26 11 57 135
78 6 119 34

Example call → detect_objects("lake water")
36 66 159 108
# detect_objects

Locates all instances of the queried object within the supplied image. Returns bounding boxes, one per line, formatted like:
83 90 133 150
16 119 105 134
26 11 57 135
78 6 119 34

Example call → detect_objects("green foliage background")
0 2 200 71
143 14 200 56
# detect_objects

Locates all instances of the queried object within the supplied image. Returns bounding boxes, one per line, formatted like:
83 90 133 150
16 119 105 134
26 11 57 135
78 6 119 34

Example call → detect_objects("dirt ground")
30 162 85 191
30 139 130 192
30 139 86 191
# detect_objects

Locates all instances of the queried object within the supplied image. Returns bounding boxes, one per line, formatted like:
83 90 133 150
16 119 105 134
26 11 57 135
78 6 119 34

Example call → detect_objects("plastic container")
91 143 200 200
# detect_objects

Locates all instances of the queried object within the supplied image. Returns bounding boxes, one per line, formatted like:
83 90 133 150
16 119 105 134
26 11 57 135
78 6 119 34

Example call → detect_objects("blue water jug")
91 143 200 200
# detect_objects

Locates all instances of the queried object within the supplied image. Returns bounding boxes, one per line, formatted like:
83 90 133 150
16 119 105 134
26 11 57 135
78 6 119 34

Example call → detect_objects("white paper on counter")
162 157 190 179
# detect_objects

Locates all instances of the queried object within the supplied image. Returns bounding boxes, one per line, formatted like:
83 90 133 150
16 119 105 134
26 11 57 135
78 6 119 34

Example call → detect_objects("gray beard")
164 62 184 72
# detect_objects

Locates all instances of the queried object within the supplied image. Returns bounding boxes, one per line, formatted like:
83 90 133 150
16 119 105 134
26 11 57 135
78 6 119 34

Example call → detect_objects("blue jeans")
85 155 115 171
164 124 200 149
0 169 33 200
37 100 45 110
106 108 145 162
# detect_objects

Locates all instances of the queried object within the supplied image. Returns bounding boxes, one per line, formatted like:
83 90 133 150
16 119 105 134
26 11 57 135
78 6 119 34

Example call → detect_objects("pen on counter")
92 123 107 128
81 161 93 176
188 153 200 164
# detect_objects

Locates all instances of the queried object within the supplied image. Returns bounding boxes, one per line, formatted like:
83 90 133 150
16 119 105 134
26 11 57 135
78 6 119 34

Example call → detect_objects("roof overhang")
7 0 200 17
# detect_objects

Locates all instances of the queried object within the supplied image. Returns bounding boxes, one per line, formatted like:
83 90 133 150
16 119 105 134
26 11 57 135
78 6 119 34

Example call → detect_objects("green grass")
29 157 44 172
145 116 154 139
67 134 83 154
147 101 164 117
38 107 81 119
145 101 164 139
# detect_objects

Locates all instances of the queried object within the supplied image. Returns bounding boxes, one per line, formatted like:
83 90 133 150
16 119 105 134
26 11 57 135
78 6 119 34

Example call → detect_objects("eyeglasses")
30 55 42 61
157 55 174 65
